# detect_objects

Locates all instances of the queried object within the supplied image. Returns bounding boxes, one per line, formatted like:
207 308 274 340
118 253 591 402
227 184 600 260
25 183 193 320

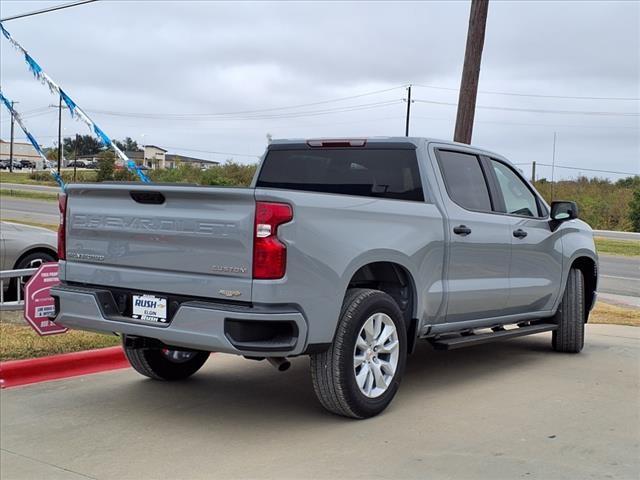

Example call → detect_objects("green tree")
96 150 115 182
629 188 640 232
114 137 141 152
63 135 103 158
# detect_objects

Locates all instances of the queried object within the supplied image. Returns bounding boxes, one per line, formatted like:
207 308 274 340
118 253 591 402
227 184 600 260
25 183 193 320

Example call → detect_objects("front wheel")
310 289 407 419
552 268 585 353
123 337 210 380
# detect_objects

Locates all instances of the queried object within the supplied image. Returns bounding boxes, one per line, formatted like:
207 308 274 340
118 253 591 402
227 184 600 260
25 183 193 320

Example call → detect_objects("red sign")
23 262 67 336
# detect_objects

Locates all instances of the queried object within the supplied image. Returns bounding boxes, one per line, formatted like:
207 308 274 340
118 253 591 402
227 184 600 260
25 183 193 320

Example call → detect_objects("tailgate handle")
130 191 165 204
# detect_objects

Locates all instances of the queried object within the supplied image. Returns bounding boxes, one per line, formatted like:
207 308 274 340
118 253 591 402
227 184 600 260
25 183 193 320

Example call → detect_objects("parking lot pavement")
1 324 638 480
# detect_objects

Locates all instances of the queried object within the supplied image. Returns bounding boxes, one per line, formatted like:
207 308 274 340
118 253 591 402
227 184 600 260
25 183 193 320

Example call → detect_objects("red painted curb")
0 346 129 389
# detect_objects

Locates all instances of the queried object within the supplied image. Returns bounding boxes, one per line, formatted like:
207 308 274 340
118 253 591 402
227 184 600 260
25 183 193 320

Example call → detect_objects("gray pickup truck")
52 137 598 418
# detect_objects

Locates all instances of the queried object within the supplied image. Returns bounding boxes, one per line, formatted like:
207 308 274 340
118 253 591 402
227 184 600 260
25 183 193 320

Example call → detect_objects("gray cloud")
0 0 638 178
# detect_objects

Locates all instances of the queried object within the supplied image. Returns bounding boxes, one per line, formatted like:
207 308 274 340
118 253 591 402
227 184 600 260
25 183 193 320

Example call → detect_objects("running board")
429 323 558 350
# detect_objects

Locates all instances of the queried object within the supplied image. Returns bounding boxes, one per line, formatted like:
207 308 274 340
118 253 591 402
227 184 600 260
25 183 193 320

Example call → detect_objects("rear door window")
436 150 492 211
256 148 424 201
491 160 541 217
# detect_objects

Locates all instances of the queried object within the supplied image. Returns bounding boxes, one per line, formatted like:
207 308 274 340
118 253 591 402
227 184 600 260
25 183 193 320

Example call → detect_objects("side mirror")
550 201 578 231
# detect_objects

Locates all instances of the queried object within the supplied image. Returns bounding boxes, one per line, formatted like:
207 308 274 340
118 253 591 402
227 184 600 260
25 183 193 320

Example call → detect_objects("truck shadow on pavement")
94 333 564 425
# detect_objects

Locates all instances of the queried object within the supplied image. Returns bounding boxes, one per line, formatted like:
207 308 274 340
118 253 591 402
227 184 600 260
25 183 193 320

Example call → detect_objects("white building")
0 139 44 169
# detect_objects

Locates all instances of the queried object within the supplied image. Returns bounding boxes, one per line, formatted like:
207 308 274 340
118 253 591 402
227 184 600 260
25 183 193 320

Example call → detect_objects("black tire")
123 337 210 381
552 268 585 353
310 288 407 419
7 251 57 301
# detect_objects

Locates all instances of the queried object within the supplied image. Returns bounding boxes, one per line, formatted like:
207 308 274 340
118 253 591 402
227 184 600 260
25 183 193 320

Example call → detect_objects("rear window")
256 149 424 202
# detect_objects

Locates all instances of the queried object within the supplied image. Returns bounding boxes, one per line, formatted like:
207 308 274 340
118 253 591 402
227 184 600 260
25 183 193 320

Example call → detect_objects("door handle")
453 225 472 236
513 229 528 239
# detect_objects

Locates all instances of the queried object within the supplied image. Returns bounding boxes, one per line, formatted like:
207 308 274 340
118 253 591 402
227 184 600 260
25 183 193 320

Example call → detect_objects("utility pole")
57 94 62 174
74 133 79 181
405 85 412 137
8 101 16 173
551 132 557 201
531 161 536 183
454 0 489 144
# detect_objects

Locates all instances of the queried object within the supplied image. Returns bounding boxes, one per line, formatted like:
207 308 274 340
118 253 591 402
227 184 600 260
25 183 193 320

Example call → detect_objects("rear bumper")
50 284 308 356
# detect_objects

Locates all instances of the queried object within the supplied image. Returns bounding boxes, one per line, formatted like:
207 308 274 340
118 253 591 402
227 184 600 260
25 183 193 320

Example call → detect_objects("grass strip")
0 321 120 361
595 237 639 257
0 189 58 202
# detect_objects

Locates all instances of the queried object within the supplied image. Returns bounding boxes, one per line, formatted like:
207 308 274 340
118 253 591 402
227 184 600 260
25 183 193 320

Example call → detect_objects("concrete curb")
0 346 129 389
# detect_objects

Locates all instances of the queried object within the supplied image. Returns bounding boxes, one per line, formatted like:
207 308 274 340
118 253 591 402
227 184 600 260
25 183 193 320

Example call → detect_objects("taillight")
253 201 293 279
58 193 67 260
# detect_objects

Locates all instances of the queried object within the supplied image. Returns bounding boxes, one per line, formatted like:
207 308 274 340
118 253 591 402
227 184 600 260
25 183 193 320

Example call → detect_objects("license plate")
131 294 168 323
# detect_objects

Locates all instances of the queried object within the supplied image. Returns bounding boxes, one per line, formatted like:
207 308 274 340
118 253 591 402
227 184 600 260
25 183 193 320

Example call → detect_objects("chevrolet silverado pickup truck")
52 137 598 418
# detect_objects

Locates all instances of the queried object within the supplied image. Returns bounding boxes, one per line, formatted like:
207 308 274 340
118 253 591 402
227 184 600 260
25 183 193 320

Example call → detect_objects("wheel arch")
570 255 598 321
12 246 58 270
345 260 419 353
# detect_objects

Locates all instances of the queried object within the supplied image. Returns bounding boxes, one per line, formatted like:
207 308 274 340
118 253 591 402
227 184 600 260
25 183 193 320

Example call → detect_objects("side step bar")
430 323 557 351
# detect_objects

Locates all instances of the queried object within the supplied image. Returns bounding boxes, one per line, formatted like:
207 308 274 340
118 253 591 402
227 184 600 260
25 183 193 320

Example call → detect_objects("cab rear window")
256 149 424 202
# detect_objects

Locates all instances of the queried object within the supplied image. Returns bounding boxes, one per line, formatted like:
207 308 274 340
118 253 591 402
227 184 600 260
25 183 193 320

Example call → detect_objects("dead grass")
590 302 640 327
0 315 120 361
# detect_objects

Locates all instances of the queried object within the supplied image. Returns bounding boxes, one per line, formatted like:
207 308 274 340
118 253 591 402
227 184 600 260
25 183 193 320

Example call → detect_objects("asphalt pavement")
0 197 59 225
1 324 638 480
599 254 640 299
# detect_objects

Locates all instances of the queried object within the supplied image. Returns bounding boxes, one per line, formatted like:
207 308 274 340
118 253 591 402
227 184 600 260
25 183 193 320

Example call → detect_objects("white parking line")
601 275 640 281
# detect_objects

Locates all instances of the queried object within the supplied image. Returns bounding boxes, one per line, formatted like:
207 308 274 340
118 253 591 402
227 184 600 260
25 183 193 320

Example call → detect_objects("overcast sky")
1 0 638 179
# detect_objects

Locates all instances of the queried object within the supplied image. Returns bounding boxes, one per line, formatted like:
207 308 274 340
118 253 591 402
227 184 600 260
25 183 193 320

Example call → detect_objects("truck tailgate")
62 183 255 301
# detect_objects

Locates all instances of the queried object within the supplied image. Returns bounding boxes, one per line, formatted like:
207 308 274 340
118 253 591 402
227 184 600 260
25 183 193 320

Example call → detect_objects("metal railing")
0 267 37 311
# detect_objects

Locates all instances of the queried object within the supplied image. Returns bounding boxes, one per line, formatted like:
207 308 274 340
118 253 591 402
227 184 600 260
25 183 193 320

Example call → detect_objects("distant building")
75 144 218 170
0 139 44 169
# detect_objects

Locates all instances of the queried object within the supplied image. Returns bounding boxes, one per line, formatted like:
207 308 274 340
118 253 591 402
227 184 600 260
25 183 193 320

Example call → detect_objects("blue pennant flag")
60 90 77 115
24 53 42 77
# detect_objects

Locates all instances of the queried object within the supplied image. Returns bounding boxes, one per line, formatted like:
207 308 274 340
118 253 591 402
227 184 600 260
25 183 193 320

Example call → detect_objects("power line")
411 115 639 130
86 86 407 119
413 83 640 102
161 146 261 159
87 99 404 121
413 99 640 117
0 0 98 22
514 163 637 176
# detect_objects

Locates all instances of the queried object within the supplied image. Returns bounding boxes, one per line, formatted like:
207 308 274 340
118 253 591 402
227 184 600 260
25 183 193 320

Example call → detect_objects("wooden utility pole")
405 85 412 137
9 101 16 173
531 161 536 182
454 0 489 144
57 94 63 174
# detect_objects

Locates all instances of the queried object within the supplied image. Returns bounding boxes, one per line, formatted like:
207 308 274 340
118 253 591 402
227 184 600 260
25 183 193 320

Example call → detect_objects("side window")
491 160 540 217
437 150 492 211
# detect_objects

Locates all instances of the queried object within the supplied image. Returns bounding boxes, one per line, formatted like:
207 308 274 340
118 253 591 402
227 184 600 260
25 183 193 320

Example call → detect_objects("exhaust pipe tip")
267 357 291 372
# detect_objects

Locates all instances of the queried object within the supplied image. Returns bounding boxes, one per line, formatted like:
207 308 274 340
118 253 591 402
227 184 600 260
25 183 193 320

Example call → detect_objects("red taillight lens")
58 193 67 260
253 201 293 279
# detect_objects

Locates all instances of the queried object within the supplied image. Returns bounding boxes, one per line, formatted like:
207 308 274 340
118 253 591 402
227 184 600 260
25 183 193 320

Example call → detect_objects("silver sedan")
1 221 58 271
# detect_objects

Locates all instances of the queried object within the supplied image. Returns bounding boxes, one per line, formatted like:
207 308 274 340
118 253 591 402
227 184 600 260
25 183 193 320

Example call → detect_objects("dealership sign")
23 262 67 336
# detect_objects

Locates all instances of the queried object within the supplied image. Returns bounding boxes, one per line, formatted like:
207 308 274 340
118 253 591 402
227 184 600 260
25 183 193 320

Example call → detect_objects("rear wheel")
552 268 585 353
123 337 210 380
310 288 407 419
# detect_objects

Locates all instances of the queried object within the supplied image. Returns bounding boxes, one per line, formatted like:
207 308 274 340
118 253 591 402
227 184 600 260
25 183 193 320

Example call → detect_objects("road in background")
1 324 638 479
594 230 640 241
0 197 58 224
0 183 60 193
599 254 639 300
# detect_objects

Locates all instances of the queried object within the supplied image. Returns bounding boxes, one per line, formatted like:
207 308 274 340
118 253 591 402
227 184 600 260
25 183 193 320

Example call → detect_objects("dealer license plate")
132 294 168 323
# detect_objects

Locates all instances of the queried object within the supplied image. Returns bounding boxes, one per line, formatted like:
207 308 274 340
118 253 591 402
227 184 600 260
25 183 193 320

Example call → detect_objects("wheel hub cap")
353 312 400 398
